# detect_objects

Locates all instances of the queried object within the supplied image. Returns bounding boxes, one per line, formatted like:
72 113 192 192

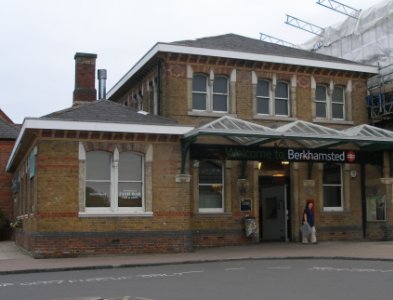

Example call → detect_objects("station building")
6 34 393 257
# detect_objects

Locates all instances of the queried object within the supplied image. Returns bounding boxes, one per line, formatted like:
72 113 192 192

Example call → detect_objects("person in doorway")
302 201 317 244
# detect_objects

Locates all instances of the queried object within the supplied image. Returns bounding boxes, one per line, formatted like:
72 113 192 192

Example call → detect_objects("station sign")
190 144 382 164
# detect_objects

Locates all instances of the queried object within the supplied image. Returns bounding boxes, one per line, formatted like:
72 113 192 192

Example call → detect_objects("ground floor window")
323 163 343 211
84 147 144 213
198 160 224 213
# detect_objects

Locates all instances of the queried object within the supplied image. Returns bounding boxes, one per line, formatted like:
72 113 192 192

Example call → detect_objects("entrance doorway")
259 176 290 241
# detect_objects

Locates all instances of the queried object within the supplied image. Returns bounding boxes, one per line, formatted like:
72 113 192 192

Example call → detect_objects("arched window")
212 76 228 112
256 80 271 115
86 151 111 208
192 74 208 110
275 81 289 116
84 149 144 212
118 152 143 208
315 84 345 120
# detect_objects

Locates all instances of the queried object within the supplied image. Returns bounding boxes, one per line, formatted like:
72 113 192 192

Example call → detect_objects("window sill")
323 208 344 212
194 212 232 217
78 212 153 218
313 119 354 126
188 111 237 118
253 115 297 122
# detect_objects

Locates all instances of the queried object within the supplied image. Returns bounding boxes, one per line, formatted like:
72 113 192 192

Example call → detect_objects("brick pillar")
73 52 97 104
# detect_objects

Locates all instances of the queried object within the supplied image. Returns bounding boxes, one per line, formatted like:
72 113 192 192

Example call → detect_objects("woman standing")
302 201 317 244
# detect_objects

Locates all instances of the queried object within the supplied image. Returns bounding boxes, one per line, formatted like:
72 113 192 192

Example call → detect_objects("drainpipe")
157 59 162 115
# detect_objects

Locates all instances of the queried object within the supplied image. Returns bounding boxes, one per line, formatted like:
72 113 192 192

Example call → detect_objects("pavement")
2 240 393 275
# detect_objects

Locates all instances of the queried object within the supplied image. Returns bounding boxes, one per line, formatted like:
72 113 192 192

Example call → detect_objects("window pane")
199 160 222 184
192 75 207 92
119 152 142 181
332 87 344 103
199 185 223 208
332 103 344 119
323 164 341 184
276 82 288 98
257 98 269 114
316 86 327 100
316 102 326 118
86 182 110 207
323 186 342 207
213 94 227 111
192 94 206 110
275 99 288 115
213 77 227 94
118 182 142 207
257 80 269 97
199 160 223 210
86 151 111 180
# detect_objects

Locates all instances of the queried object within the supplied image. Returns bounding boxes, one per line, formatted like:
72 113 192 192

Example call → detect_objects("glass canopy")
183 116 393 149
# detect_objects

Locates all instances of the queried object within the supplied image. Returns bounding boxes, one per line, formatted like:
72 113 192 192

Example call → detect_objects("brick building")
6 34 393 257
0 110 18 240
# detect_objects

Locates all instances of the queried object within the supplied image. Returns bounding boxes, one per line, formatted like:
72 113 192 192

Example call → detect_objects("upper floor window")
323 163 343 211
256 80 270 115
198 160 224 213
192 74 228 113
85 149 144 213
256 80 289 116
275 81 289 116
315 85 345 120
332 86 345 119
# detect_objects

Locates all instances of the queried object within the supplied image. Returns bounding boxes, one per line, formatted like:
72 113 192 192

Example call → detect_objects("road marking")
267 266 291 270
311 266 393 273
224 267 246 271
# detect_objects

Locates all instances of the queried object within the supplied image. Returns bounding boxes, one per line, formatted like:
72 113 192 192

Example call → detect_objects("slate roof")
170 33 361 66
0 118 19 139
42 100 177 125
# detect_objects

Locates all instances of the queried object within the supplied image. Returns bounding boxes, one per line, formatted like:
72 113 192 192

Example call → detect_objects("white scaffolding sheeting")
302 0 393 74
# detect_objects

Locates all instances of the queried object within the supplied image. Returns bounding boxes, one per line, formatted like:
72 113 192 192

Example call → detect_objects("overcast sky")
0 0 382 123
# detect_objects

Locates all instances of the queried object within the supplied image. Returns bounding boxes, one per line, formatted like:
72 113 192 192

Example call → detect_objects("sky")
0 0 383 123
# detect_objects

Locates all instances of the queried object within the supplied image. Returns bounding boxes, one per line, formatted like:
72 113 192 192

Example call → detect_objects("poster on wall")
366 192 386 221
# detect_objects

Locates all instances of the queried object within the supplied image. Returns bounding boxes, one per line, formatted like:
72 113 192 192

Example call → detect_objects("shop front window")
198 160 224 213
323 163 343 211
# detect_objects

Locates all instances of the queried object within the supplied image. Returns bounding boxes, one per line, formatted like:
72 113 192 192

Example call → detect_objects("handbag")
301 223 311 236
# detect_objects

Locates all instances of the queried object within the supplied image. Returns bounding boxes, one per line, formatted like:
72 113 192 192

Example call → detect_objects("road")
1 259 393 300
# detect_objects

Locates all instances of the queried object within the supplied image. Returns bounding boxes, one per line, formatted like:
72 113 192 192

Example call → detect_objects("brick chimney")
73 52 97 105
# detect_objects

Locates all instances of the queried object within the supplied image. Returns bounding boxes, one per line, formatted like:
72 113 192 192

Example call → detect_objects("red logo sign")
346 151 356 162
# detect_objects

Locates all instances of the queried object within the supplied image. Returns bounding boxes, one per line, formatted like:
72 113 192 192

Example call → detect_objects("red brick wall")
0 141 15 221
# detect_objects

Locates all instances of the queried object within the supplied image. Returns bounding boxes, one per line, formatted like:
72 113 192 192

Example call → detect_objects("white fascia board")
107 43 378 99
6 118 194 171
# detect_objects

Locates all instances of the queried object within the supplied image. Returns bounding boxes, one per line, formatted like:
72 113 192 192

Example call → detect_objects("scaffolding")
367 63 393 124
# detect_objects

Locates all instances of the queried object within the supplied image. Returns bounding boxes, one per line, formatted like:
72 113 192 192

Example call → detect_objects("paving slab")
1 240 393 275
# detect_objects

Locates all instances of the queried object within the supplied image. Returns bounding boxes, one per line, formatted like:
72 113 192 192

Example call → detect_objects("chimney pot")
73 52 97 104
97 69 107 100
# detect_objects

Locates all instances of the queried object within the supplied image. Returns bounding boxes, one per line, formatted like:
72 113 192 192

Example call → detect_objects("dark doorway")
259 176 290 241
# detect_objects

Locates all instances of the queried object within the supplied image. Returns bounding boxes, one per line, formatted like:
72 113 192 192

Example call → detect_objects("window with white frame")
332 86 345 119
85 149 144 213
256 80 289 116
256 79 271 115
198 160 224 213
315 85 328 118
192 74 228 113
323 163 343 211
315 85 345 120
275 81 289 116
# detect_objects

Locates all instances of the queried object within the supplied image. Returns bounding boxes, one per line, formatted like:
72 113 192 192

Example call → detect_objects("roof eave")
6 118 195 172
107 43 378 99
